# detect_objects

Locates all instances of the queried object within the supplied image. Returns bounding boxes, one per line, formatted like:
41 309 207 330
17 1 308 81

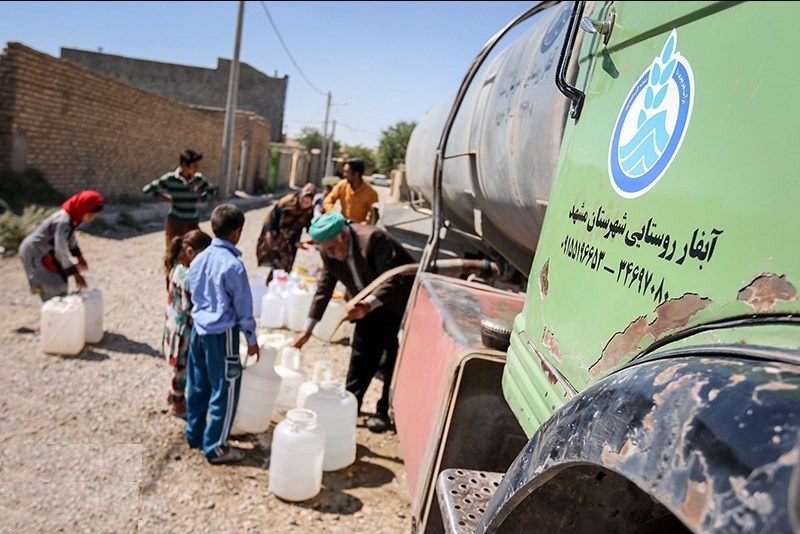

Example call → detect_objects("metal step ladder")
436 468 504 534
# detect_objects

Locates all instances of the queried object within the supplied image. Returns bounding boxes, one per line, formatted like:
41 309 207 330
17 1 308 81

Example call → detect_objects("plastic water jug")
259 332 290 352
81 288 103 344
250 273 268 318
296 380 318 409
288 267 311 290
231 335 283 436
287 268 302 291
313 294 351 342
304 381 357 471
270 269 289 293
286 285 314 332
268 408 325 502
296 350 334 408
41 295 85 355
312 350 334 382
273 346 307 421
262 271 289 328
260 288 286 329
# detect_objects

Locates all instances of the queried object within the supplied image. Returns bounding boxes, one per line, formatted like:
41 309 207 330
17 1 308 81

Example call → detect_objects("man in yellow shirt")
323 158 379 224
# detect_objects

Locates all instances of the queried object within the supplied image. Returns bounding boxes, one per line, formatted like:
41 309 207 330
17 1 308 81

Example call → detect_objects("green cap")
309 212 349 243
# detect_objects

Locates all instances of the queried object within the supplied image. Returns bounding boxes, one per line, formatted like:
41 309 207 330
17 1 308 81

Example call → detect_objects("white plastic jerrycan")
296 350 334 409
268 408 325 502
286 277 317 332
312 293 351 342
296 380 319 410
273 346 307 422
249 272 268 318
79 271 103 344
231 335 283 436
41 295 85 355
304 380 358 471
260 286 287 329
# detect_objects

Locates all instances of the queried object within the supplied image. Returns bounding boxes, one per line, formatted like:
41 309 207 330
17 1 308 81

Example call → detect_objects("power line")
259 1 326 97
337 122 381 139
284 120 378 139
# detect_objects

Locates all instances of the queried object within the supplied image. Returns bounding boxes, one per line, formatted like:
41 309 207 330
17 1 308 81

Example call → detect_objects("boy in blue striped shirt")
143 149 216 249
185 203 258 464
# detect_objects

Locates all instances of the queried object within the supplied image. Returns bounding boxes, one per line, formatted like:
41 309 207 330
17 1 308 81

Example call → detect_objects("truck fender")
477 354 800 534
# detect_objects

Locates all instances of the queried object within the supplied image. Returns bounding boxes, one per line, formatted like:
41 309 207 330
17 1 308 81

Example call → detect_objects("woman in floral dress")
256 185 315 281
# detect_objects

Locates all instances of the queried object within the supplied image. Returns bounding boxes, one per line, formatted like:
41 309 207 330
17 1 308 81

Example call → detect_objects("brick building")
61 48 288 143
0 42 274 199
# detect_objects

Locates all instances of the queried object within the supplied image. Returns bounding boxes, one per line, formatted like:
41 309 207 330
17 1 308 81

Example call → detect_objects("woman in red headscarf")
19 190 104 301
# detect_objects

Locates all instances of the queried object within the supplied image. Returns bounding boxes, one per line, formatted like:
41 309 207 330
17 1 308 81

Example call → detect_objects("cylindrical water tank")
304 381 358 471
404 3 578 274
268 408 325 502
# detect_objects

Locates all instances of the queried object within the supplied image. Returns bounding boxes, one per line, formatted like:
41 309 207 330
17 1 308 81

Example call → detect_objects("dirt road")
0 201 413 533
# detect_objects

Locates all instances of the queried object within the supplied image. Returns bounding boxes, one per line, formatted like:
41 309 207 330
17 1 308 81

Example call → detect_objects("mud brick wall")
0 43 270 199
61 48 287 143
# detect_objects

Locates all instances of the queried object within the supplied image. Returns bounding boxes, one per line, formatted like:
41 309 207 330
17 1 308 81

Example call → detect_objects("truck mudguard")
477 351 800 533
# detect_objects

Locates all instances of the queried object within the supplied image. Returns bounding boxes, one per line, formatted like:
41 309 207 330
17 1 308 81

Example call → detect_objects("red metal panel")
393 273 525 511
394 279 463 506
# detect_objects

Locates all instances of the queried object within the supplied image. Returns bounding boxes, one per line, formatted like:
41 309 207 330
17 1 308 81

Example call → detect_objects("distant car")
367 173 391 187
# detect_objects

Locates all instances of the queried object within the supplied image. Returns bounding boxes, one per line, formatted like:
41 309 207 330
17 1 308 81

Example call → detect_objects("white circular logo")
608 30 694 199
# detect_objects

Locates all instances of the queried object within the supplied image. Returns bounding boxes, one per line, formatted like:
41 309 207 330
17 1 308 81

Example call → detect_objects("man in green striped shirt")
143 149 217 249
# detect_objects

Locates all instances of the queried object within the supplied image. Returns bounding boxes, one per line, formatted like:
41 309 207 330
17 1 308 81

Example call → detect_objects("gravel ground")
0 202 412 534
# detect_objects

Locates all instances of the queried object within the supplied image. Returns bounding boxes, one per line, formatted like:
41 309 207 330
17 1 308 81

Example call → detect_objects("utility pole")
325 119 336 177
320 90 331 179
220 0 245 198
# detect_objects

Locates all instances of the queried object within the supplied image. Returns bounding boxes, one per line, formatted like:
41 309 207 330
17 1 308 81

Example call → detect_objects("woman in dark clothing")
256 186 315 280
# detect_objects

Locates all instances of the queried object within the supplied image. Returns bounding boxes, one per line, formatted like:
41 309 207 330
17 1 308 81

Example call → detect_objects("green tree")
377 120 417 173
341 144 377 174
296 127 341 155
296 127 324 150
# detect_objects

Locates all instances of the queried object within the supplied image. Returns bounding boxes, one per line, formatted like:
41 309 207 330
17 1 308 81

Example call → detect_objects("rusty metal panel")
393 273 524 532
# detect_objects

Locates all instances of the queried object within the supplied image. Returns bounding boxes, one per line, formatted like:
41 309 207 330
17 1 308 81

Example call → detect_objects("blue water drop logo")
608 30 694 198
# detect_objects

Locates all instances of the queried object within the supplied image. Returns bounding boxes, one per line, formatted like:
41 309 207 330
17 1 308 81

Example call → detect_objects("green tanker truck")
393 1 800 532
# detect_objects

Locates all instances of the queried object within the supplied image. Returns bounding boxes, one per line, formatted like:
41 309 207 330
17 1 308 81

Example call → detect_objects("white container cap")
286 408 317 431
318 380 346 396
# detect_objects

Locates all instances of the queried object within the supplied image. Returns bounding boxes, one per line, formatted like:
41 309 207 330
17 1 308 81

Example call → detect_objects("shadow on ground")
94 331 163 358
80 196 277 241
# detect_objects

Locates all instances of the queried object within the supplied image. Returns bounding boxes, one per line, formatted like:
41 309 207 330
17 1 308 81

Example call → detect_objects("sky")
1 1 535 148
